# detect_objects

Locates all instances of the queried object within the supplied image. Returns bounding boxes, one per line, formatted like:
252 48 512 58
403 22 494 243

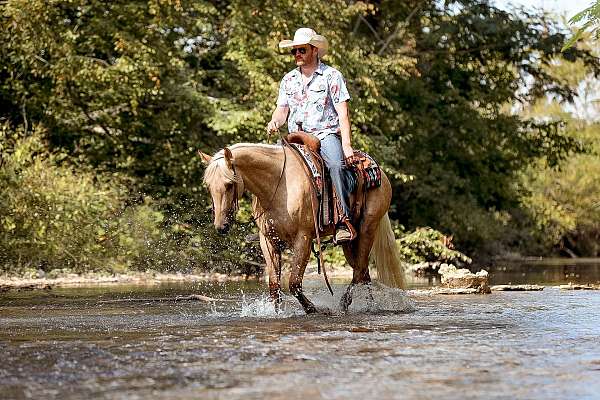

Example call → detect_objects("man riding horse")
267 27 356 243
200 28 406 313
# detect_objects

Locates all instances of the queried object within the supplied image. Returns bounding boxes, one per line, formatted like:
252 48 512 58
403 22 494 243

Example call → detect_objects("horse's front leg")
259 232 282 311
289 233 317 314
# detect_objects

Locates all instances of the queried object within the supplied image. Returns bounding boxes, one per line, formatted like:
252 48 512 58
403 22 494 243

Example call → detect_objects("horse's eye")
224 182 233 190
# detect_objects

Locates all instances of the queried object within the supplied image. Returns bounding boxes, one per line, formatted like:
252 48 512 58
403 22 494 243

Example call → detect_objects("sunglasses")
290 47 308 55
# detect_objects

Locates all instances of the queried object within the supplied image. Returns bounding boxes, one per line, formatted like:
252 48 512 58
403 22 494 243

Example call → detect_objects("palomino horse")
200 143 405 313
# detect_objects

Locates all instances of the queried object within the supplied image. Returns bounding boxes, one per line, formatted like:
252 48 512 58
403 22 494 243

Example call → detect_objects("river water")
1 263 600 400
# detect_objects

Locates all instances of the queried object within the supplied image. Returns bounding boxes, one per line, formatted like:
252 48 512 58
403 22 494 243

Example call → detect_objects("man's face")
291 45 317 67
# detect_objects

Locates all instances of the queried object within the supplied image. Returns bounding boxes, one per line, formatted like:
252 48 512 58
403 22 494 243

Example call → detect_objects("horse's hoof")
340 294 352 312
317 307 333 316
340 285 354 312
302 303 318 314
303 306 332 315
270 290 283 312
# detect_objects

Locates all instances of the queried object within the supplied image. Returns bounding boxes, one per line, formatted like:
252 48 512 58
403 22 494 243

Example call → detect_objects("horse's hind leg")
259 232 282 311
289 234 318 314
340 243 357 311
340 221 378 311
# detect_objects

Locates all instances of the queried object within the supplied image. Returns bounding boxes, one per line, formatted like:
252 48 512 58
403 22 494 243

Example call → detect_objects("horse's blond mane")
203 143 280 194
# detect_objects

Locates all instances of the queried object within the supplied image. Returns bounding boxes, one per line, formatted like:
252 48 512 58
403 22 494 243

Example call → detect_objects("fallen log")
491 284 544 291
410 287 481 295
0 283 52 293
559 283 600 291
98 294 237 304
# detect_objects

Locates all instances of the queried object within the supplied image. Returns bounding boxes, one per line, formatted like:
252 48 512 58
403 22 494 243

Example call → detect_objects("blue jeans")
320 133 354 218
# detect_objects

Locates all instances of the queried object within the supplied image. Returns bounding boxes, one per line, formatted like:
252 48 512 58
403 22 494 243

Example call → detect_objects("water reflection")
407 259 600 287
489 259 600 285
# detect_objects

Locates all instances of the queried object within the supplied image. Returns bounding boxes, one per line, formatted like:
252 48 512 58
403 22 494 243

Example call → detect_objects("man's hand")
267 120 280 133
342 143 354 160
268 105 289 134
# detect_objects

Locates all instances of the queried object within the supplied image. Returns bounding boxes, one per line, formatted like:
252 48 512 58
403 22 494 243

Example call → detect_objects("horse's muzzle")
215 223 230 234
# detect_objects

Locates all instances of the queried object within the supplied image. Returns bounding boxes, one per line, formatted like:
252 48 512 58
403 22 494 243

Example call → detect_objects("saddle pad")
348 150 382 190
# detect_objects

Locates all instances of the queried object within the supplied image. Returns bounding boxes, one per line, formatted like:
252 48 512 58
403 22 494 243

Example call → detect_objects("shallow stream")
1 262 600 399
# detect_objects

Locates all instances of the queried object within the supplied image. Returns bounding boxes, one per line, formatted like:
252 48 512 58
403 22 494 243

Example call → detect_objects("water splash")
209 282 414 318
309 281 415 314
350 281 415 313
239 293 302 318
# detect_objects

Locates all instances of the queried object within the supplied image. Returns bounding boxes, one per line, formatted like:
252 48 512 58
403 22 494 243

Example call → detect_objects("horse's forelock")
202 151 243 193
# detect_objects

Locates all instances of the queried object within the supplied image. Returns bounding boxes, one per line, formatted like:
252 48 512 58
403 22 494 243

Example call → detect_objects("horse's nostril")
216 224 230 234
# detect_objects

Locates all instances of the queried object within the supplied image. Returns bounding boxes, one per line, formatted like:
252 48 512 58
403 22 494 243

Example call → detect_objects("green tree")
519 44 600 257
1 0 220 198
563 0 600 50
368 1 599 258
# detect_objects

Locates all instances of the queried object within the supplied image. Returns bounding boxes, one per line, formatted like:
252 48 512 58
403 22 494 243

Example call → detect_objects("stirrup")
334 220 357 244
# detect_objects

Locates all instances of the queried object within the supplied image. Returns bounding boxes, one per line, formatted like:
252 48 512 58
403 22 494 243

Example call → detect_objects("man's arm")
334 101 353 159
268 105 289 132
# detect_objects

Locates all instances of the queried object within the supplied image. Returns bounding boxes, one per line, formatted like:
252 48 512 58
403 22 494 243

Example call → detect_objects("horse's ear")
197 150 212 165
223 147 234 169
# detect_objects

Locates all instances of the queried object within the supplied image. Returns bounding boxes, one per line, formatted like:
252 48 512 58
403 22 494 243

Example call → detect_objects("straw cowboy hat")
278 28 328 57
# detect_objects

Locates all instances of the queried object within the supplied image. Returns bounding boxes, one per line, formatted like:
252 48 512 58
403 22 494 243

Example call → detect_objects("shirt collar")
295 60 326 76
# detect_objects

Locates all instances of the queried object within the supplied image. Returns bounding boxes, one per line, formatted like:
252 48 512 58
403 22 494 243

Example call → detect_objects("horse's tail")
369 212 406 289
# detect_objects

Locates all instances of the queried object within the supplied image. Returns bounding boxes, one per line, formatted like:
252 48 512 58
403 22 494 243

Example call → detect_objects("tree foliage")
1 0 220 197
564 0 600 50
519 49 600 257
365 1 598 257
1 0 599 271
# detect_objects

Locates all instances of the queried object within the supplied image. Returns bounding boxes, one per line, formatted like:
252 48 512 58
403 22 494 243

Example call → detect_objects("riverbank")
3 259 600 293
0 262 357 292
0 271 258 292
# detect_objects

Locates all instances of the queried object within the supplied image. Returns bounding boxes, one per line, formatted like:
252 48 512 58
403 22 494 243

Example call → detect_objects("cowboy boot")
334 218 357 243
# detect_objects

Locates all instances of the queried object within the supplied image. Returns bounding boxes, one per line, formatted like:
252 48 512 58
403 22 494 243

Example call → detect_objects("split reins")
283 138 334 297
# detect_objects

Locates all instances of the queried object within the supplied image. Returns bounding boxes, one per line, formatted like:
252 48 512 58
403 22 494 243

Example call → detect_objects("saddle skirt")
289 141 382 231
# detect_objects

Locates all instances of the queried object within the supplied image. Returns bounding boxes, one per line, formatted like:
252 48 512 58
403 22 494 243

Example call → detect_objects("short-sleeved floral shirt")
276 62 350 140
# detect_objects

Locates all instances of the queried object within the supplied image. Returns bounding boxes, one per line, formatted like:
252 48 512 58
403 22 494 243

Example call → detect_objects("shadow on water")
488 258 600 285
1 260 600 400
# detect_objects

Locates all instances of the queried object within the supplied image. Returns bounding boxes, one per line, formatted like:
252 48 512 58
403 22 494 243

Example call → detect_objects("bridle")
208 143 288 226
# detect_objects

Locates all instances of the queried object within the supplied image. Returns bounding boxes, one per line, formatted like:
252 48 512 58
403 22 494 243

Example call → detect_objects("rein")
251 143 287 224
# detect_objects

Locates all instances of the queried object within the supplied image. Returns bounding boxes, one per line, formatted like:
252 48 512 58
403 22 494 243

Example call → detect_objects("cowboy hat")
278 28 328 57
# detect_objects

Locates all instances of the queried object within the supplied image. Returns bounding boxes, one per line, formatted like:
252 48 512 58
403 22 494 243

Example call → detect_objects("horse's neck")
232 145 288 202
